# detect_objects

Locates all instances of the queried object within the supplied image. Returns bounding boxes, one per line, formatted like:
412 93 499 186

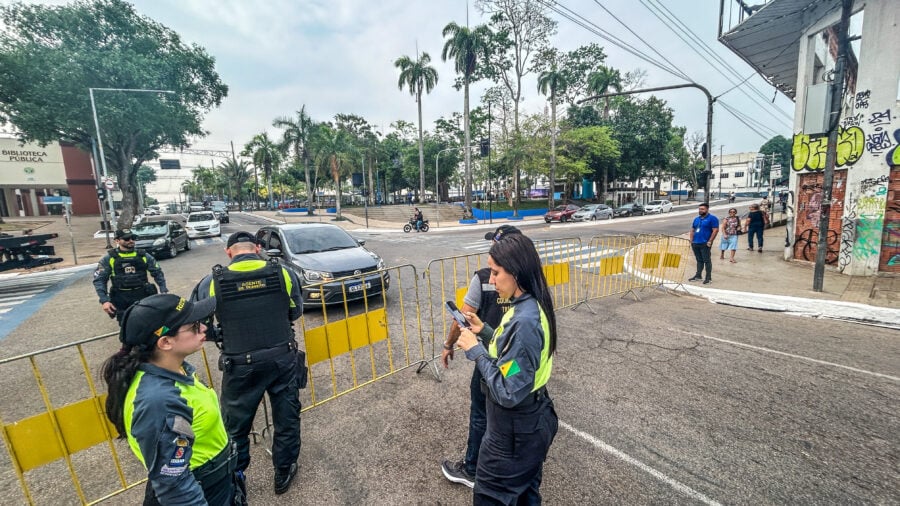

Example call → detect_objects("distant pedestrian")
744 204 768 253
760 195 771 214
719 208 740 263
729 191 736 204
688 203 719 284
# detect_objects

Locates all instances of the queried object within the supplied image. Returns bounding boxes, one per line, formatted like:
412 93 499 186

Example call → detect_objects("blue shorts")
720 235 738 250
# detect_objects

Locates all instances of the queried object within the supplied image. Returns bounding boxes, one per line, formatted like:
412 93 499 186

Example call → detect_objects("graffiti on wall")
879 167 900 272
792 90 895 171
794 172 846 264
838 198 856 272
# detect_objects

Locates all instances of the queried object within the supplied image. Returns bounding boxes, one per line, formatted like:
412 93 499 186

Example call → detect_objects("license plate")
348 282 372 293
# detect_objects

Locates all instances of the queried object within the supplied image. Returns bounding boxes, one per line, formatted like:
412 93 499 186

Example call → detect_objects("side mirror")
266 248 283 257
356 239 366 246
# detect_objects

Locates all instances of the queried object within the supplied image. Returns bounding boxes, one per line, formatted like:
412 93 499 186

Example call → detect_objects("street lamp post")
436 146 458 229
89 87 174 241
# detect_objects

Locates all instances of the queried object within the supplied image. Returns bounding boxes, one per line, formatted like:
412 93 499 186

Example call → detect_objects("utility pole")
488 101 493 224
814 0 852 292
718 145 723 199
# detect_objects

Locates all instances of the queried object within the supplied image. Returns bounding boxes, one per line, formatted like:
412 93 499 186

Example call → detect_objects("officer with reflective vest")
456 233 559 504
93 229 168 324
192 231 304 496
100 294 246 505
440 225 520 489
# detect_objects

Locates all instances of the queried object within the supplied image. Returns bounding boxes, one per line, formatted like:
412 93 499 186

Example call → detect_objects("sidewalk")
3 212 897 326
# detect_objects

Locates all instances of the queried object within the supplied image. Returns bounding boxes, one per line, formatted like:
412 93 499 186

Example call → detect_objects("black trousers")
220 348 301 473
474 395 558 505
110 290 147 325
691 243 712 280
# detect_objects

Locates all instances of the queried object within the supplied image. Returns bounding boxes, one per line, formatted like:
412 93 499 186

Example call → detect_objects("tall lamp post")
89 87 174 242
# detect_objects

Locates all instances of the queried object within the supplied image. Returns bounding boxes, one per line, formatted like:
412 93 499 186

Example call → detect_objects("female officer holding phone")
456 233 558 505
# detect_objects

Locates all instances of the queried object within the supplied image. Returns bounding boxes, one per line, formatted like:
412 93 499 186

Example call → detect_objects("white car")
645 199 673 214
185 211 221 239
572 204 613 221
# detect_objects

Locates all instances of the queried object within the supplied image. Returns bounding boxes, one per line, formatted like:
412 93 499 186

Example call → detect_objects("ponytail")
100 345 153 437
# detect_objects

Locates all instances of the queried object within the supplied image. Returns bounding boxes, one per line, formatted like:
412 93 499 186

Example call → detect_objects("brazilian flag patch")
499 359 521 378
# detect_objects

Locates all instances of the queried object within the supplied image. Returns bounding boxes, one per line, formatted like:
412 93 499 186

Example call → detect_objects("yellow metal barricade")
532 237 583 310
0 333 217 505
297 264 430 410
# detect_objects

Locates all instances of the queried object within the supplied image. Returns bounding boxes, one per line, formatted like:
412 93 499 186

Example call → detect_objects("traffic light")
480 138 490 157
700 142 708 160
97 188 106 200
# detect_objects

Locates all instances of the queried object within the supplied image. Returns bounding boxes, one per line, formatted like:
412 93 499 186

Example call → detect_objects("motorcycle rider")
413 207 424 232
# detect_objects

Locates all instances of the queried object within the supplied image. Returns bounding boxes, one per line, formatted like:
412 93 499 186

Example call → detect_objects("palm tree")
218 158 250 210
442 21 491 212
273 105 316 214
538 65 568 210
243 133 282 211
588 66 623 121
314 125 353 220
395 52 439 204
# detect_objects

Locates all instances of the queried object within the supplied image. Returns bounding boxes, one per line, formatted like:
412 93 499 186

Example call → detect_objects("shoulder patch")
499 359 521 378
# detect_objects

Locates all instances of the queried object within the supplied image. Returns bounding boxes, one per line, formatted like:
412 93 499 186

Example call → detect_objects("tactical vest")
476 267 512 329
108 249 149 291
212 259 292 354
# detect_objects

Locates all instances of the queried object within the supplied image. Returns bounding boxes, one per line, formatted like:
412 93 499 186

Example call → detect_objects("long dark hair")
101 344 154 437
488 233 557 356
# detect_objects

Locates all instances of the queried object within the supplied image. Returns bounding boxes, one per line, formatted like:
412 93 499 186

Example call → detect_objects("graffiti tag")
792 127 865 171
854 90 871 110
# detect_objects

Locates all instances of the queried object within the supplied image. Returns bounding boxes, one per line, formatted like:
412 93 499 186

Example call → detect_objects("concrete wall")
790 0 900 275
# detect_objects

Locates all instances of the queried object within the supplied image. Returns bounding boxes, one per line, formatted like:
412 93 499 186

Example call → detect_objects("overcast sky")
6 0 796 156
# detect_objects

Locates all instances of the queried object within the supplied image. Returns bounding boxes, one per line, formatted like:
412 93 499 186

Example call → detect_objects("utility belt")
111 283 157 295
193 441 236 489
218 341 308 389
481 378 549 409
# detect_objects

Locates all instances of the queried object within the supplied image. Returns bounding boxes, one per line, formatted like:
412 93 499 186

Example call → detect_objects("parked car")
572 204 613 221
613 203 646 218
210 201 229 223
544 204 581 223
131 220 190 258
143 207 160 216
185 211 221 239
188 202 205 212
645 199 674 214
256 223 389 307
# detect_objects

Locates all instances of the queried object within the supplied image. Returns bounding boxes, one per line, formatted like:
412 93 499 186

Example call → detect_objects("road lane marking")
672 329 900 382
560 421 723 506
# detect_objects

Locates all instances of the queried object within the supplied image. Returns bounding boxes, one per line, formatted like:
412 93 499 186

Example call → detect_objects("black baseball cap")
484 225 522 241
115 229 135 240
226 231 258 248
119 294 216 348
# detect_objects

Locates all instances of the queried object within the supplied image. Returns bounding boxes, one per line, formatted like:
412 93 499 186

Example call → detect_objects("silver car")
572 204 613 221
256 223 389 307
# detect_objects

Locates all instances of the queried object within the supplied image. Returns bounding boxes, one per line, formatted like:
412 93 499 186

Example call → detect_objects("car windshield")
648 201 662 206
620 204 633 209
189 213 215 222
131 223 168 236
284 227 358 254
582 205 597 211
553 206 566 211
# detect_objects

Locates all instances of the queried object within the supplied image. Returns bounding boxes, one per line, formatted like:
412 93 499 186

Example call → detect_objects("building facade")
720 0 900 275
0 137 100 217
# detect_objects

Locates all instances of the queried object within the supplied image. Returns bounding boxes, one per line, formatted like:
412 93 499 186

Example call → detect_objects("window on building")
720 173 729 179
734 171 744 178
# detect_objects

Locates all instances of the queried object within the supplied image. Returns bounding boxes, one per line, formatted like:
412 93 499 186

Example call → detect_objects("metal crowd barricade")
0 332 217 505
532 237 584 310
296 264 430 410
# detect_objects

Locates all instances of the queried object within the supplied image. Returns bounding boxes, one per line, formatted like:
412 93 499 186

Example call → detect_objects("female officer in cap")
101 294 244 505
456 233 559 504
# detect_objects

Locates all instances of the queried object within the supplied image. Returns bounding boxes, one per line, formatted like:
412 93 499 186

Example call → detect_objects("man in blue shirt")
689 203 719 284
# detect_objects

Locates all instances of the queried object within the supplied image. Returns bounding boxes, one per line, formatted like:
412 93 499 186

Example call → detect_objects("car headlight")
303 269 333 282
376 258 385 270
185 226 193 230
153 238 166 246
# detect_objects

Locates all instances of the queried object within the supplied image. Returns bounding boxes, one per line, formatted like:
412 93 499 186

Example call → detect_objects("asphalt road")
0 209 896 504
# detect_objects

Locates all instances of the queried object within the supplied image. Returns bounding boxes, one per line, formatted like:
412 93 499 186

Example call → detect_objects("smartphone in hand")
445 301 470 328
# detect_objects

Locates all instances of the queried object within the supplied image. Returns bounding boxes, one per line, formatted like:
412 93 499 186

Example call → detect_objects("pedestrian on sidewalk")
455 233 558 505
93 229 168 325
689 203 719 284
719 208 740 263
440 225 521 489
744 204 768 253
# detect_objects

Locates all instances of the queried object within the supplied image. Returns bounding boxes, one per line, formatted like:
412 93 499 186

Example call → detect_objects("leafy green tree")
313 124 354 219
0 0 227 228
557 44 609 105
395 52 439 204
273 105 316 214
557 126 620 201
608 96 674 183
587 66 623 120
537 51 567 209
758 135 791 182
442 21 493 211
477 0 556 213
243 133 282 210
218 158 250 209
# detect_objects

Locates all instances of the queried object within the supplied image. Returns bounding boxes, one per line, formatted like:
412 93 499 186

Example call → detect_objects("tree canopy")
0 0 227 227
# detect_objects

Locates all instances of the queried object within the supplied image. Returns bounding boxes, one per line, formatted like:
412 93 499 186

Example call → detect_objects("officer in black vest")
93 229 168 325
440 225 520 488
192 231 304 496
